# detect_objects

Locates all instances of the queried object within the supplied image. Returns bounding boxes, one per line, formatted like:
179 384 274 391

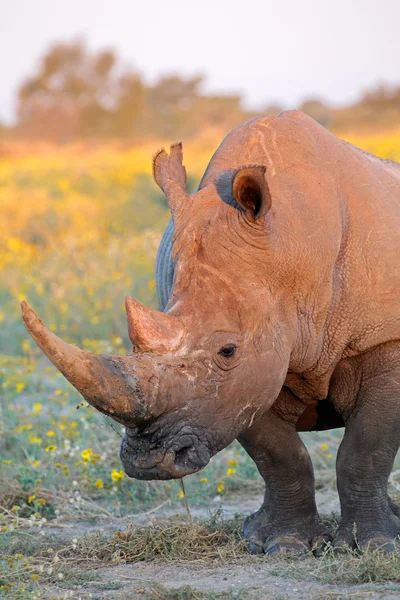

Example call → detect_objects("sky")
1 0 399 124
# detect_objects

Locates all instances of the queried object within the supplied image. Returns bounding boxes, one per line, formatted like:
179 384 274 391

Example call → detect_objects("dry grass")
3 513 400 586
270 545 400 585
62 516 246 566
0 515 246 595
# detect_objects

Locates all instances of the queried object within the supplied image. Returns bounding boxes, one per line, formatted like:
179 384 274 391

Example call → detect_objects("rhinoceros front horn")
21 301 151 426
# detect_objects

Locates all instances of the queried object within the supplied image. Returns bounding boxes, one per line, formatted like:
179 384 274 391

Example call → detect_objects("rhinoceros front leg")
334 351 400 552
238 389 329 555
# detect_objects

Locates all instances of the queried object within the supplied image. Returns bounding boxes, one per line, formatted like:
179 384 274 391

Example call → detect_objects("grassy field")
1 130 400 599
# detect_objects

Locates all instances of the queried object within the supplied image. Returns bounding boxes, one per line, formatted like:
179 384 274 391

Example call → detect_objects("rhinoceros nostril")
173 441 210 471
174 445 192 468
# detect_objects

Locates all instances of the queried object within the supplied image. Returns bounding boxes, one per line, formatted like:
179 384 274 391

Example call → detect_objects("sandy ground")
96 562 400 600
42 559 400 600
39 490 400 600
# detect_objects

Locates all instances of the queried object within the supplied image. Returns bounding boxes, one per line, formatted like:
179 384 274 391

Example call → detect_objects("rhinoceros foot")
242 506 330 556
332 534 400 555
332 518 400 554
332 497 400 554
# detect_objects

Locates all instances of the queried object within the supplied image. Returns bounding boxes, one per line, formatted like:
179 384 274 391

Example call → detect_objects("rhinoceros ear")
153 142 189 219
232 165 271 221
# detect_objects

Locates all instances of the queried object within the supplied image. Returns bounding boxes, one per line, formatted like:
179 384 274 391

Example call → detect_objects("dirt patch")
4 489 400 600
42 561 400 600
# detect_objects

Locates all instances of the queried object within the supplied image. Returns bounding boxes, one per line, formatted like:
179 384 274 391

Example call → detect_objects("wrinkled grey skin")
156 219 175 312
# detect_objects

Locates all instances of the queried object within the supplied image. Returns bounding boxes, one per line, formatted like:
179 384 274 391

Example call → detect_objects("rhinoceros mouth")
120 425 211 480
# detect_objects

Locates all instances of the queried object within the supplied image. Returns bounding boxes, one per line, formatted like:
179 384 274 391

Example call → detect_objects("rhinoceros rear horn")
152 142 189 218
21 301 152 426
125 296 183 353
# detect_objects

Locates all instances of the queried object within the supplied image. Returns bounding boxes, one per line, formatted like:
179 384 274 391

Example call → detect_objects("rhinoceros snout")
120 426 211 480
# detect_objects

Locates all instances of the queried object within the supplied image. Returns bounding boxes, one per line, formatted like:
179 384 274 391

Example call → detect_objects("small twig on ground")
180 478 192 526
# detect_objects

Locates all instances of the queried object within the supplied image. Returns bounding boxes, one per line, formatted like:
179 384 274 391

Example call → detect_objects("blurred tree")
13 40 400 141
144 74 203 138
193 94 248 131
15 39 254 142
17 40 145 141
330 84 400 133
112 73 145 137
263 104 284 117
299 99 331 127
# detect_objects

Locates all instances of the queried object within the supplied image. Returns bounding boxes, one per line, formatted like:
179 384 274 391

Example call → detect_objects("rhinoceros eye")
219 344 236 358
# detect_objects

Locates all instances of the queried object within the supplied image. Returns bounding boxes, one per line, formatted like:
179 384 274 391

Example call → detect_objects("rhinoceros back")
156 219 175 311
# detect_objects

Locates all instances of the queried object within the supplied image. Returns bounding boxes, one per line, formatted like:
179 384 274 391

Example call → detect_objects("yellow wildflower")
200 477 208 484
28 495 36 504
22 339 30 353
226 468 236 476
37 498 46 506
15 424 33 432
95 479 104 489
0 312 4 323
177 490 185 499
16 383 26 393
29 435 42 444
33 403 42 414
54 389 63 396
327 453 333 459
111 469 124 482
1 460 12 465
321 443 328 451
32 460 40 468
81 448 93 462
228 459 237 466
46 430 56 437
217 481 225 493
45 445 56 452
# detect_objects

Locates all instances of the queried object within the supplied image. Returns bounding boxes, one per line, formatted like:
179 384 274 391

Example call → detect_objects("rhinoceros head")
22 143 295 480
